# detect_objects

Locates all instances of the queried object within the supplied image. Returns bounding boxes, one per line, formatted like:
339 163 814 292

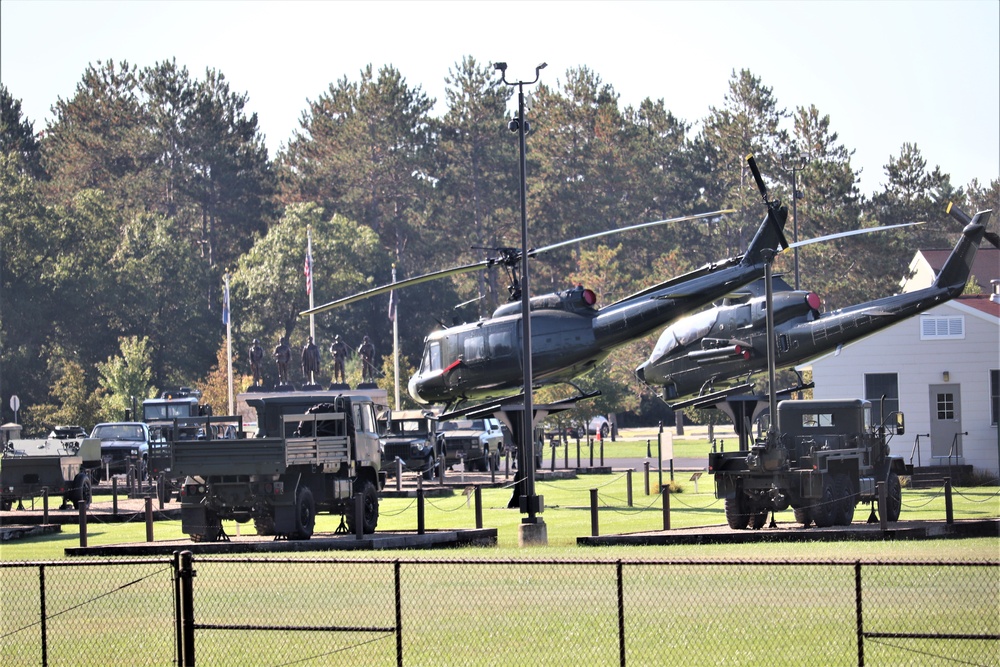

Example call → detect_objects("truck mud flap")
181 506 206 534
800 471 824 499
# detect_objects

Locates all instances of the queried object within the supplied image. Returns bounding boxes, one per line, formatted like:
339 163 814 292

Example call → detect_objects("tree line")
1 56 996 433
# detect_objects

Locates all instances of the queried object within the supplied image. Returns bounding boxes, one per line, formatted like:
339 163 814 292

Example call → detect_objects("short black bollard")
590 488 599 537
475 486 483 529
145 497 154 542
112 477 119 517
626 470 633 507
564 441 568 469
396 458 403 492
576 439 581 469
644 461 650 496
646 438 651 458
550 442 556 471
78 501 88 547
589 439 594 468
599 438 604 467
355 493 364 540
42 488 49 524
157 473 165 510
661 487 670 531
417 485 425 535
944 477 954 524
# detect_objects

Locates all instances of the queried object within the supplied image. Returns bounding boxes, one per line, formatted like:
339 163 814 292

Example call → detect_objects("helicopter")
303 156 790 410
635 203 994 407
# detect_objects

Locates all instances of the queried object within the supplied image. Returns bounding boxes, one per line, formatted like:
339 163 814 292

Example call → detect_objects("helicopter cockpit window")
422 341 442 372
463 334 485 362
650 308 718 359
489 330 512 357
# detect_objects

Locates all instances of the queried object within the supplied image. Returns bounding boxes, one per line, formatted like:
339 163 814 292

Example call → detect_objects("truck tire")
834 474 856 526
724 489 750 530
885 472 901 522
811 478 837 528
291 486 315 540
793 506 812 527
71 473 92 510
347 479 379 534
1 496 12 511
254 513 276 536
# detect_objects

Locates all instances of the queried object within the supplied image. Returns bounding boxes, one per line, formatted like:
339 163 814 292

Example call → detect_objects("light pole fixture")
494 60 546 526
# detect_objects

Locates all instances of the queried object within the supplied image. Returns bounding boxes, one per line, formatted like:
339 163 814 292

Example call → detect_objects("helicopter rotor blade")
528 209 736 257
301 260 490 317
746 154 790 250
785 221 925 250
947 202 999 247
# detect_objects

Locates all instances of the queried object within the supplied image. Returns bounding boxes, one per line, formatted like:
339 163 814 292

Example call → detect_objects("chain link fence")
2 557 997 666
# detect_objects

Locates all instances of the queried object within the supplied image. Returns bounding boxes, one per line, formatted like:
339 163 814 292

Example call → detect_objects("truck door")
352 402 380 463
928 384 962 461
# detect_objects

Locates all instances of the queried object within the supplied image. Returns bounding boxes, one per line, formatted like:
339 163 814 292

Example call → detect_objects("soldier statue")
329 334 349 384
248 339 264 386
273 336 292 385
358 335 376 383
301 336 320 383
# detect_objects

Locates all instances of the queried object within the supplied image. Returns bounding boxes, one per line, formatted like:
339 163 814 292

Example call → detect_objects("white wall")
805 300 999 476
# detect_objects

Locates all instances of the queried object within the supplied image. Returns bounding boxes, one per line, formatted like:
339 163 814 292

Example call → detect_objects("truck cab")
379 409 443 479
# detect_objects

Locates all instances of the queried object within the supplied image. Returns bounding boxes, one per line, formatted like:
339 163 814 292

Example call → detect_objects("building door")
928 384 962 460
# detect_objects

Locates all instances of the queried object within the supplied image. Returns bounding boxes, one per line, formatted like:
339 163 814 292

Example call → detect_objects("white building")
802 247 999 478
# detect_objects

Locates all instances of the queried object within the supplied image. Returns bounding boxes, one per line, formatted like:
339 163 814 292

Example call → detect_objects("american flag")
304 248 313 295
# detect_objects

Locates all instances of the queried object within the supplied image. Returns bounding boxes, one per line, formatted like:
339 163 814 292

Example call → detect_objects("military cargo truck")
709 398 906 529
173 392 385 541
1 436 99 511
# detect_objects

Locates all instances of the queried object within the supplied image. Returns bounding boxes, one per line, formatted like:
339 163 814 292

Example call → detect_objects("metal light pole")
781 152 807 289
495 60 546 526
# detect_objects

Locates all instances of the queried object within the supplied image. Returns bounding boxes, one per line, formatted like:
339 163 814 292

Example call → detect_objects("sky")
2 0 998 198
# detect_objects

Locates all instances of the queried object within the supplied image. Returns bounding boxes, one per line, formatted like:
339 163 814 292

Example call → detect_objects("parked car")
47 425 88 441
545 416 611 440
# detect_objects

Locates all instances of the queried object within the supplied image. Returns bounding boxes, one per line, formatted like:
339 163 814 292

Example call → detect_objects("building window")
920 315 965 340
991 370 999 427
865 373 899 425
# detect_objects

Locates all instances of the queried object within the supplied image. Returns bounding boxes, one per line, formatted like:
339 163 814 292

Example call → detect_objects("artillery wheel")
191 511 223 542
346 479 379 534
833 474 856 526
71 473 92 510
811 478 837 528
291 486 316 540
793 506 812 527
724 489 750 530
884 472 902 522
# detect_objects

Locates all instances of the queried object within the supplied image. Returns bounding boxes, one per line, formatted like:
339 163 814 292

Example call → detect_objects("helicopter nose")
634 365 646 383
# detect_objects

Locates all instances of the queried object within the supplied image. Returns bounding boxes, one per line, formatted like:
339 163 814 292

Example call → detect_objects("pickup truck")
90 422 151 481
440 417 505 472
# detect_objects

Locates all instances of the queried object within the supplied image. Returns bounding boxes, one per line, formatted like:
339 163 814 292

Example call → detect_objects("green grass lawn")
2 474 997 562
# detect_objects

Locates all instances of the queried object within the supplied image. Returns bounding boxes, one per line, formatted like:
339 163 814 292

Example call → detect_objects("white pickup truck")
440 417 505 472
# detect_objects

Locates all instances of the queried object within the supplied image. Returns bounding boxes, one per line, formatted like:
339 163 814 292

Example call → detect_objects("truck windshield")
92 425 145 441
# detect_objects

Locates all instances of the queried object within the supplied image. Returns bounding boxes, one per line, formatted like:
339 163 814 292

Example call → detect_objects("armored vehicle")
710 398 906 528
1 436 99 511
173 392 385 541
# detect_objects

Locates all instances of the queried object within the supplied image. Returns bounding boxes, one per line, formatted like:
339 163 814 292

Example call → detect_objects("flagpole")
391 264 400 409
306 226 315 341
224 273 234 416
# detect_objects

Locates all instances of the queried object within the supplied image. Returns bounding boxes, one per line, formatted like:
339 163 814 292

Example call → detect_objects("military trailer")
1 436 99 511
709 398 906 529
173 392 385 541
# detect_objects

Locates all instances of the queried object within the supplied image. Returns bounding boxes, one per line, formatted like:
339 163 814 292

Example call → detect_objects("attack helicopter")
303 156 790 410
635 203 994 407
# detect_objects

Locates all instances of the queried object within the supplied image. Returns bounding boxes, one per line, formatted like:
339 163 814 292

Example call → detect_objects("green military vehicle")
709 398 906 529
1 434 99 511
173 392 385 541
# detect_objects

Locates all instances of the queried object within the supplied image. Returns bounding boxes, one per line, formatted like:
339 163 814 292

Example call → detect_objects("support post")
662 486 671 530
145 496 154 543
590 488 599 537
